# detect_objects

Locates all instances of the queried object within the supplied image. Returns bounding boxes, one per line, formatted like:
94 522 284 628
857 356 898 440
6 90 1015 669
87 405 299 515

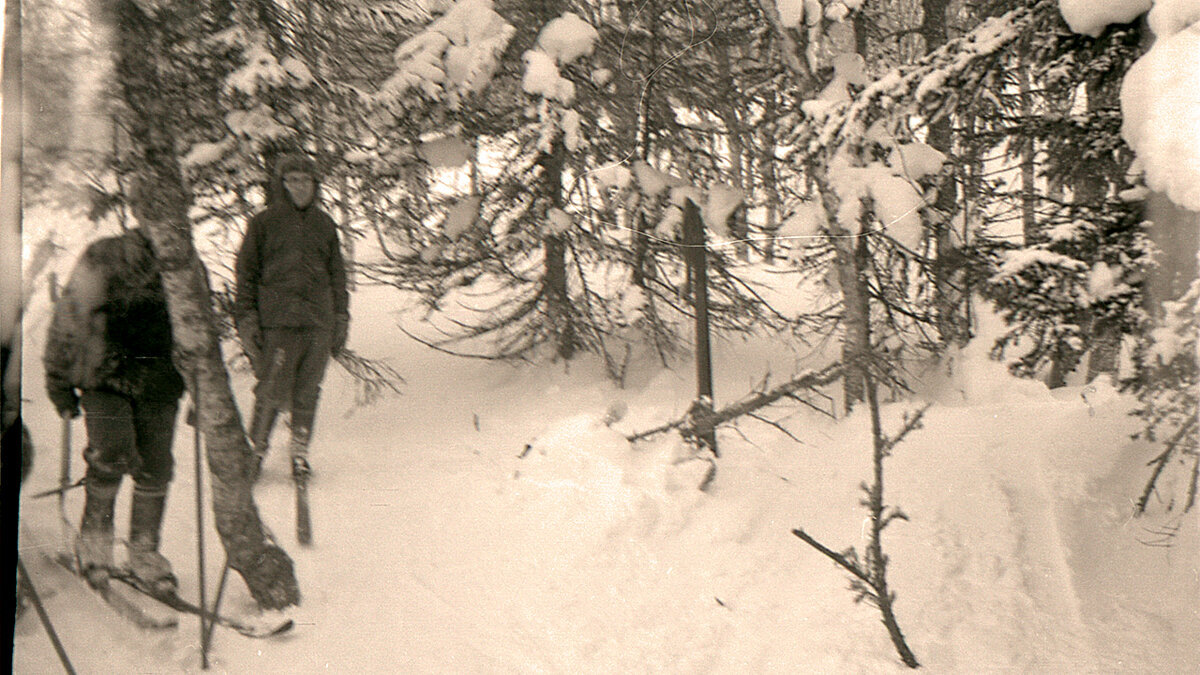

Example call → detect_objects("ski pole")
29 476 85 500
59 415 72 552
16 555 77 675
193 367 210 669
202 559 231 655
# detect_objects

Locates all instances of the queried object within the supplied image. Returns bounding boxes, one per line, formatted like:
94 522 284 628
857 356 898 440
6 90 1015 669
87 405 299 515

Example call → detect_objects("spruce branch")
333 349 405 406
1135 416 1198 515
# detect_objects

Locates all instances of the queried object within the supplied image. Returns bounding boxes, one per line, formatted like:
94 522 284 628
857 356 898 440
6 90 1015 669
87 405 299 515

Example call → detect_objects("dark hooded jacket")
235 155 349 333
44 228 185 402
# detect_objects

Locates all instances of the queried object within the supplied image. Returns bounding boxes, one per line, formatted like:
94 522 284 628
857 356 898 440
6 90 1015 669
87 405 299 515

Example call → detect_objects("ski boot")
127 484 177 595
247 401 280 483
76 479 119 588
291 455 311 480
248 451 267 483
290 435 311 480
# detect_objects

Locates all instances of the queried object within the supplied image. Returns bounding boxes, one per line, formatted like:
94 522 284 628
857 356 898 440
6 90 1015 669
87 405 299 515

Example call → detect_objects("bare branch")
626 362 842 442
792 529 871 584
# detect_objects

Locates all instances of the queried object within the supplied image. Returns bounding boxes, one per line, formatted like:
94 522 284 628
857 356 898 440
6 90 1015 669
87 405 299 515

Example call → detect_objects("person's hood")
267 153 321 210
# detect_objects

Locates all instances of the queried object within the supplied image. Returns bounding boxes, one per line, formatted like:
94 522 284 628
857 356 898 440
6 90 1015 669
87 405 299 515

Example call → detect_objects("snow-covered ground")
14 276 1198 674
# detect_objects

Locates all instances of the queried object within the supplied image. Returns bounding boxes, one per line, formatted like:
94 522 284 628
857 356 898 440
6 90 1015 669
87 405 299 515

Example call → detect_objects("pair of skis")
51 416 294 639
48 548 293 638
112 569 294 638
47 417 180 632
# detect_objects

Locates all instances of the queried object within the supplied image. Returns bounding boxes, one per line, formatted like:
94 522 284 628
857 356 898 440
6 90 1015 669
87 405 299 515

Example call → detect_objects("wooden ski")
295 473 312 546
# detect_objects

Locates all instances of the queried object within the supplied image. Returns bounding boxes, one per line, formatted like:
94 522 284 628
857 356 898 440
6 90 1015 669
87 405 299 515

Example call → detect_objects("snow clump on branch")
522 13 600 152
1059 0 1200 212
827 154 927 251
375 0 515 108
1058 0 1151 37
1120 20 1200 211
522 12 600 104
537 13 601 64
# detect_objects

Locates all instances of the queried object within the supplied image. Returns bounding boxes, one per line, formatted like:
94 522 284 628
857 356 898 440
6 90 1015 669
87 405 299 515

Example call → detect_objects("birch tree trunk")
102 0 298 609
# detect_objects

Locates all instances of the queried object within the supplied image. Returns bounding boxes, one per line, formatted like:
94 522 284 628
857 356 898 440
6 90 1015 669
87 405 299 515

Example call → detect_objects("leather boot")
290 426 311 480
76 479 119 588
127 484 177 594
247 401 279 482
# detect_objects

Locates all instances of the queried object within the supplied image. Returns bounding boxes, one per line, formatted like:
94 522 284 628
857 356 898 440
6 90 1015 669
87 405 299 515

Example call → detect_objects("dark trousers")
250 326 332 448
81 390 179 492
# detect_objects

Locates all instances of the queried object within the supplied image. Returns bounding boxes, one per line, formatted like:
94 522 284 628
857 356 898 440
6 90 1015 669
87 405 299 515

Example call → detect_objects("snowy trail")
15 285 1199 673
988 428 1098 671
235 309 637 671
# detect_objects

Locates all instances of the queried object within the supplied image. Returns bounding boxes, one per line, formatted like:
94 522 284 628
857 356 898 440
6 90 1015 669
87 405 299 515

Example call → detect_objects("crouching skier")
235 153 349 482
44 225 186 593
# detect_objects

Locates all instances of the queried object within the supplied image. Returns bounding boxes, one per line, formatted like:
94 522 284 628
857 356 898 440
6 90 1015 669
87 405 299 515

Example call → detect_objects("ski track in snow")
989 422 1098 671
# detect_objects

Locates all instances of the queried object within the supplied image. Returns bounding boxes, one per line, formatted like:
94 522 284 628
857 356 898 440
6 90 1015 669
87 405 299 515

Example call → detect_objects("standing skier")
44 226 186 592
235 153 349 482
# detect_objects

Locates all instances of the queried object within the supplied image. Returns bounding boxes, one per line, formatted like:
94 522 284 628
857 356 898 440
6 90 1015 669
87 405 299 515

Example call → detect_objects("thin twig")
792 529 870 584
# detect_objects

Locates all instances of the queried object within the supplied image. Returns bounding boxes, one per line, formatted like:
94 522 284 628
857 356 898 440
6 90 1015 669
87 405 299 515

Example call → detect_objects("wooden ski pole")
201 560 231 654
59 415 72 551
193 368 209 669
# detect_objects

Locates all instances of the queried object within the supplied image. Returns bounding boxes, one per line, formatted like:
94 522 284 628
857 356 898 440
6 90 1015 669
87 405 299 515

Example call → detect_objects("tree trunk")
833 15 874 413
105 0 298 609
760 92 781 263
1080 81 1120 382
540 135 577 360
821 182 871 412
922 0 966 346
630 14 658 289
715 46 749 261
1019 59 1038 246
1019 58 1067 388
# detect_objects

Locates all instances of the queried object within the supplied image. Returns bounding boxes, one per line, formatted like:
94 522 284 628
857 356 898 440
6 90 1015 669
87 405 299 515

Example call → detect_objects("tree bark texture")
682 199 717 456
822 180 872 413
539 135 577 360
105 0 298 609
921 0 967 346
1080 81 1121 381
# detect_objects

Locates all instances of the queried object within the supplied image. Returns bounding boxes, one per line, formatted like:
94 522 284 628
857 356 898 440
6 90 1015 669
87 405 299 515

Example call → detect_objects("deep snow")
14 277 1199 673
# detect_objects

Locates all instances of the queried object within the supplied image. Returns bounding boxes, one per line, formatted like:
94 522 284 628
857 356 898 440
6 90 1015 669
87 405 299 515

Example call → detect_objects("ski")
52 551 180 632
112 571 295 639
20 519 179 633
295 473 312 546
